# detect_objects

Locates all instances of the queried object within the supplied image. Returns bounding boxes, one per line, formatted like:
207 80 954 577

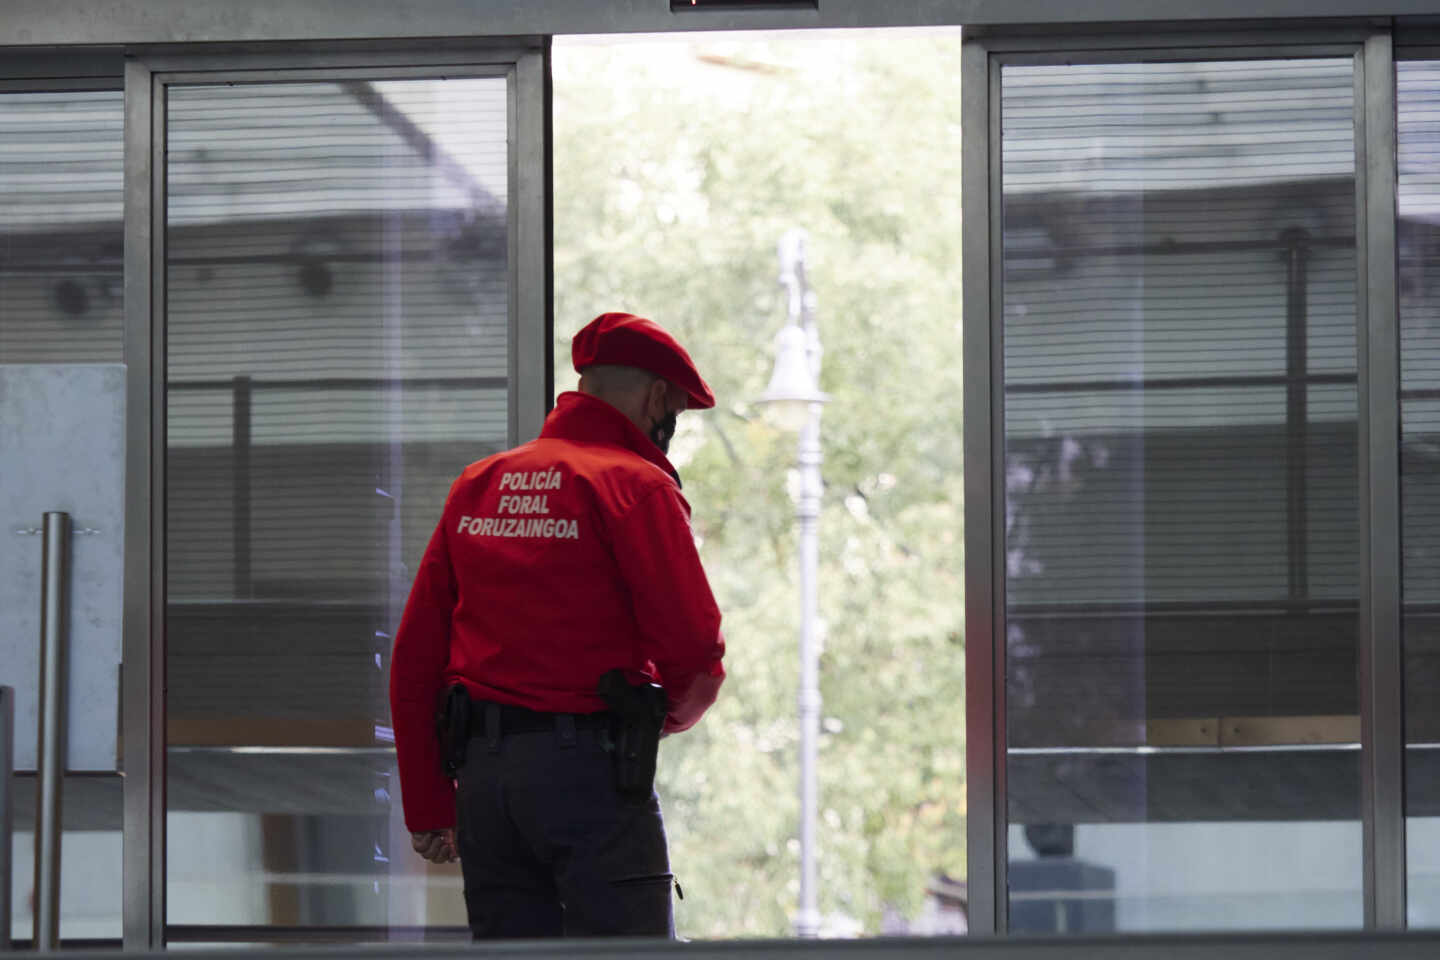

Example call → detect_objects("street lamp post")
758 229 827 939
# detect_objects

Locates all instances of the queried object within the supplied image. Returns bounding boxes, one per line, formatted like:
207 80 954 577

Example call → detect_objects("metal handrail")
35 512 71 952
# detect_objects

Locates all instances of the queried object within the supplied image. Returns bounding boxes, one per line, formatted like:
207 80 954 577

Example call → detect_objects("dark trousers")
454 718 675 939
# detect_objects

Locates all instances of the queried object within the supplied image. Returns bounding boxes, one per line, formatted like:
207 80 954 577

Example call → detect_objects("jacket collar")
541 391 681 486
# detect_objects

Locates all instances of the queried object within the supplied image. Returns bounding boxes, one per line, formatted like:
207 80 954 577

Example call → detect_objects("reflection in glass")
1001 60 1360 931
164 78 508 934
0 89 125 943
1399 61 1440 927
0 90 124 364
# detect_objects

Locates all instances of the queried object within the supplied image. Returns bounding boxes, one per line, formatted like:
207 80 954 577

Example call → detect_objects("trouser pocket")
586 872 675 937
611 872 674 888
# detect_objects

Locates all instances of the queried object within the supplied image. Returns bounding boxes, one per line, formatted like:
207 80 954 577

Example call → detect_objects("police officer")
388 311 726 939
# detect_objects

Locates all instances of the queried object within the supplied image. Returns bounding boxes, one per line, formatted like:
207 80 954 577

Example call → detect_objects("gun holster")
436 683 471 777
597 669 667 802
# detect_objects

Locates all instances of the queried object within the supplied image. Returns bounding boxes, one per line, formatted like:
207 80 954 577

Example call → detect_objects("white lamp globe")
758 323 827 432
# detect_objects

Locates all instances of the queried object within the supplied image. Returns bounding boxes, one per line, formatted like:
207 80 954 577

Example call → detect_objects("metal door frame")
961 22 1404 934
120 42 551 948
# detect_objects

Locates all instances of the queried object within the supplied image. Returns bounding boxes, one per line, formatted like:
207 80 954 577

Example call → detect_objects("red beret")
572 312 715 410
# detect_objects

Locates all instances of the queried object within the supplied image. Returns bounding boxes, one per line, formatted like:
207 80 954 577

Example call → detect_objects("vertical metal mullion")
121 56 166 950
149 70 170 948
505 63 519 446
512 45 551 444
987 49 1010 937
963 35 1005 937
1357 29 1406 931
541 39 555 413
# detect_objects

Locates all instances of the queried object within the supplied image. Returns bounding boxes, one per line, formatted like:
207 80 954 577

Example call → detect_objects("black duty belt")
468 701 613 737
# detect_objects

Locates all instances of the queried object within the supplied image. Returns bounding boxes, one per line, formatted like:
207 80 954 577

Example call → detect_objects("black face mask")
649 410 678 454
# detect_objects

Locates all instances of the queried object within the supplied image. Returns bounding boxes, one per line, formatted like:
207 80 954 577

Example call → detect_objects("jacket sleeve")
388 513 459 832
612 483 726 733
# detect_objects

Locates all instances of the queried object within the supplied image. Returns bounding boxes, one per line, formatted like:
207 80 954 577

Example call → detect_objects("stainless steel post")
34 512 70 952
1 685 13 951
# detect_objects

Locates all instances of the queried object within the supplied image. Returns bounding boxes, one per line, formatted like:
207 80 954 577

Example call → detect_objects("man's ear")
646 377 671 417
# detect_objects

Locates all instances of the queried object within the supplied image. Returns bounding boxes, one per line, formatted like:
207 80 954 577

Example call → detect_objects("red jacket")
388 391 726 831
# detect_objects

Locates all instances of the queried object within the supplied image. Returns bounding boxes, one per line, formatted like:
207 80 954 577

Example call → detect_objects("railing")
168 375 506 597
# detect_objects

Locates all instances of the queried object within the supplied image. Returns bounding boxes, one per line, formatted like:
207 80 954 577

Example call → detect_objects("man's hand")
411 828 458 864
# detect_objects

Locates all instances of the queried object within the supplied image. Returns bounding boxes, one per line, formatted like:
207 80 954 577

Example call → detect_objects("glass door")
1399 54 1440 927
994 52 1364 932
137 50 549 944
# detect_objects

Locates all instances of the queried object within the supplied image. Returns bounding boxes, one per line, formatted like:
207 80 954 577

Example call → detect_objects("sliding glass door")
964 30 1406 934
104 47 552 946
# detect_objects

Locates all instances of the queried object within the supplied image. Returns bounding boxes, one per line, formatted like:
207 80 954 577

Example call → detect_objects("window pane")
1399 59 1440 927
1002 59 1361 932
164 77 508 933
0 88 124 944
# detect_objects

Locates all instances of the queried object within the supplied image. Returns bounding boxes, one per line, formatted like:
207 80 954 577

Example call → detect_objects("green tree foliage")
553 29 966 937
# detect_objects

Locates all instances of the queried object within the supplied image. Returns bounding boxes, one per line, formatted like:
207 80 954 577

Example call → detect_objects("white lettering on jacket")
456 514 579 540
496 494 551 515
456 467 577 540
497 469 563 491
